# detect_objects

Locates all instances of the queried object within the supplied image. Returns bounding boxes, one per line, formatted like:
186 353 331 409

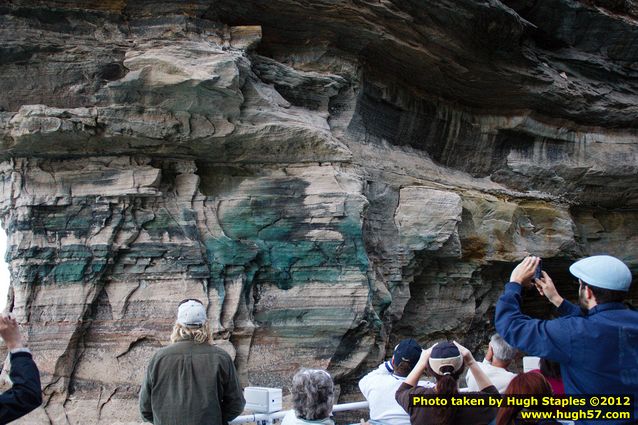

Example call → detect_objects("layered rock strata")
0 2 636 424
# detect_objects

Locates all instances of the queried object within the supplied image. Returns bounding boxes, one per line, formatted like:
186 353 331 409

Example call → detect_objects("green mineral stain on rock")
125 244 167 258
203 175 372 296
267 241 318 269
142 210 181 236
254 308 355 337
188 264 210 279
257 218 298 241
219 204 282 240
53 261 87 283
204 237 260 295
66 213 94 232
142 208 199 241
59 245 93 259
21 264 54 284
337 217 369 271
90 261 107 274
10 242 111 285
7 246 56 261
289 267 342 283
254 268 292 289
205 237 259 267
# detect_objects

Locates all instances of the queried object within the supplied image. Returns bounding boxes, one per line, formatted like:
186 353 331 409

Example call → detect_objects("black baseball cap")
393 338 422 366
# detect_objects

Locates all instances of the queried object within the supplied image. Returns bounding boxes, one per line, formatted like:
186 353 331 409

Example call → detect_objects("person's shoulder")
541 313 587 330
359 370 386 384
494 366 516 377
9 351 35 361
207 343 233 357
364 373 405 391
192 343 235 362
154 341 214 357
361 363 390 378
154 342 235 364
398 383 435 394
478 385 499 395
415 385 436 394
151 342 177 357
464 385 499 395
477 361 493 371
476 361 500 376
504 369 517 377
144 343 178 367
280 410 298 425
615 305 638 318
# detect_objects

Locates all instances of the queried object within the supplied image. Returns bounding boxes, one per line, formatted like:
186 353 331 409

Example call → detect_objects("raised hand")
509 256 540 287
0 314 24 350
416 343 436 367
454 341 493 391
535 271 564 307
453 341 475 366
405 343 437 386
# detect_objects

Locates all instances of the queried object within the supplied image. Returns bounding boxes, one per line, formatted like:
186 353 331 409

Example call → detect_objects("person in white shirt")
359 339 434 425
464 333 517 393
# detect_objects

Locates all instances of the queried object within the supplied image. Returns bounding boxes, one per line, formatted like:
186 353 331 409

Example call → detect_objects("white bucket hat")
177 299 207 327
569 255 632 292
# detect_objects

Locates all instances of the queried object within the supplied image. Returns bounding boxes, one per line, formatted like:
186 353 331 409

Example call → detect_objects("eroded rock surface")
0 2 636 423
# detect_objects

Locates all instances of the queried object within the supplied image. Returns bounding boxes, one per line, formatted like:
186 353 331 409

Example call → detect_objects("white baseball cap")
428 342 463 375
569 255 632 292
177 299 207 327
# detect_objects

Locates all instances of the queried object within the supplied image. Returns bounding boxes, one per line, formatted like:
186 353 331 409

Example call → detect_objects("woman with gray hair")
281 368 335 425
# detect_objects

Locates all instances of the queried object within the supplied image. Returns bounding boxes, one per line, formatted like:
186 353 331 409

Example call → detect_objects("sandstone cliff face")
0 2 637 423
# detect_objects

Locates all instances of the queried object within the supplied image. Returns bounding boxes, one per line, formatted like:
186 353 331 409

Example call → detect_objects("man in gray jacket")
139 299 245 425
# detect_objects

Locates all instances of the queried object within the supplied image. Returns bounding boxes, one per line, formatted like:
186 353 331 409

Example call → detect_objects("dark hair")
585 284 626 304
393 361 414 377
539 358 561 379
427 364 464 425
496 372 553 425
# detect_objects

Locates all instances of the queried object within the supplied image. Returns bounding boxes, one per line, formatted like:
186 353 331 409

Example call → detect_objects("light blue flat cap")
569 255 632 291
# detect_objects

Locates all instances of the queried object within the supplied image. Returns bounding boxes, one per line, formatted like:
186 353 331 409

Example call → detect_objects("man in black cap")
359 338 434 425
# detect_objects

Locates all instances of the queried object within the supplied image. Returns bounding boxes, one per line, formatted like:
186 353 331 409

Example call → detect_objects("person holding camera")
395 341 498 425
360 338 434 425
495 255 638 424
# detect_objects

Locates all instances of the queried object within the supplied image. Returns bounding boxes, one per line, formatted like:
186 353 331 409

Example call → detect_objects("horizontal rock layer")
0 2 636 424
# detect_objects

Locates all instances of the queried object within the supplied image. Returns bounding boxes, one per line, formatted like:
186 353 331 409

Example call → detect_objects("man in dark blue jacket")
0 314 42 424
495 255 637 425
